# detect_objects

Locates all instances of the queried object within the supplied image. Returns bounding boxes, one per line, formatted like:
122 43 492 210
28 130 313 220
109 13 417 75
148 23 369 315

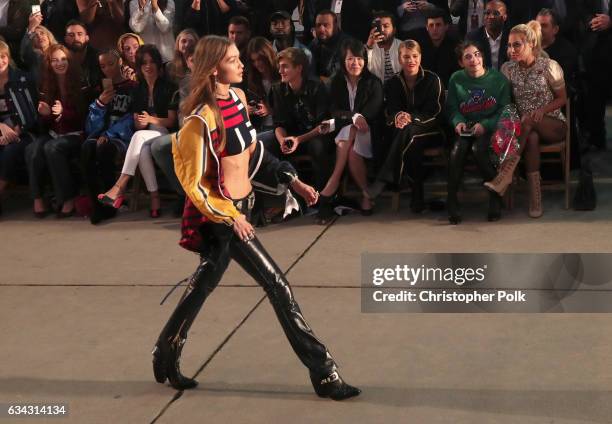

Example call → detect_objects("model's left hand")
290 178 319 206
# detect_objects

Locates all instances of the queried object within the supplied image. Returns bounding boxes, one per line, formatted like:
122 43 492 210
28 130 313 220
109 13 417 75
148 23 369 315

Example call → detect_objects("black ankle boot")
447 193 461 224
409 182 425 213
310 370 361 401
152 338 198 390
315 194 335 225
487 192 502 222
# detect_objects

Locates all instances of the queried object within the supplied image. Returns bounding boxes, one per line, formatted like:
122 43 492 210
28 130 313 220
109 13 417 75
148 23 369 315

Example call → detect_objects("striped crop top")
213 89 256 156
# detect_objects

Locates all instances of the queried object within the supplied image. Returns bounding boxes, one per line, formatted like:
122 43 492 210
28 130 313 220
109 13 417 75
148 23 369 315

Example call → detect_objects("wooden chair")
539 98 572 209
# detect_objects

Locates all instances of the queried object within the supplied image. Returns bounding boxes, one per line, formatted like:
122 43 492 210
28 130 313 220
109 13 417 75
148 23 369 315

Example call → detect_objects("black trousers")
0 133 33 182
157 193 336 376
376 123 442 186
45 135 82 203
81 138 121 202
447 134 497 200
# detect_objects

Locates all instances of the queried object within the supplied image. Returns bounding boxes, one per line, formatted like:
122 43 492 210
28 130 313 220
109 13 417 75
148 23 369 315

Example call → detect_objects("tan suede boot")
527 171 543 218
484 154 520 196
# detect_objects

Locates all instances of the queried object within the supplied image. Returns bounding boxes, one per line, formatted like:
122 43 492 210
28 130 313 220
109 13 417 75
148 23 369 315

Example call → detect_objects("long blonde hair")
170 29 199 81
181 36 233 152
510 20 543 58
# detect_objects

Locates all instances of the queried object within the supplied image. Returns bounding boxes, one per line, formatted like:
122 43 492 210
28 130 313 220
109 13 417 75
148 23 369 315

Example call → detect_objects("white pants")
122 128 168 192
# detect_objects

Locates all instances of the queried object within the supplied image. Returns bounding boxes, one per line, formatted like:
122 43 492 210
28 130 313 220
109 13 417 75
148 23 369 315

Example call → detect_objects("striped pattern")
212 89 256 156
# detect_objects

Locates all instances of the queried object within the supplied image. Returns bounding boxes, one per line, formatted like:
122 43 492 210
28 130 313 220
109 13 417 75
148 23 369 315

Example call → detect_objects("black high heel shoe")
487 192 502 222
152 338 198 390
447 194 462 225
310 370 361 401
315 193 336 225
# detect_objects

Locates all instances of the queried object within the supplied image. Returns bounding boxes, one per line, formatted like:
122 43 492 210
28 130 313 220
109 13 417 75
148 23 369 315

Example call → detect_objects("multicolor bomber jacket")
172 103 299 251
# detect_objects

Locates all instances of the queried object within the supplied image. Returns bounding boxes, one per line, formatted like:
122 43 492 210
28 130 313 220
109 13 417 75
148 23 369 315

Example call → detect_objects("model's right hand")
233 214 255 242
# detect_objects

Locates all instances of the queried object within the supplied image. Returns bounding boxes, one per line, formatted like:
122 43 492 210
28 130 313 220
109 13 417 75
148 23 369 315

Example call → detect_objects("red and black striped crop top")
212 88 256 156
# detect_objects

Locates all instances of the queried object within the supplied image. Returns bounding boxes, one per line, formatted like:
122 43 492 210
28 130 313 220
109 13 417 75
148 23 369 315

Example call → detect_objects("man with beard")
537 8 577 83
269 10 313 70
366 11 401 83
308 9 349 82
64 20 102 102
466 0 509 70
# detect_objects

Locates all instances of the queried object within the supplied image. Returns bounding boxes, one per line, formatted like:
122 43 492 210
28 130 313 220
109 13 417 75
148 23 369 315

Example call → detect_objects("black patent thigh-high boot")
153 253 229 389
447 139 469 224
230 237 361 400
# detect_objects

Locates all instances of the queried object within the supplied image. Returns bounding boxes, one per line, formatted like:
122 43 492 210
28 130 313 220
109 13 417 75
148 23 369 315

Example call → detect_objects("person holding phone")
97 44 178 217
20 12 58 83
446 41 510 224
151 35 360 401
129 0 176 61
0 0 32 59
270 47 334 196
366 11 402 83
245 37 279 144
82 49 138 224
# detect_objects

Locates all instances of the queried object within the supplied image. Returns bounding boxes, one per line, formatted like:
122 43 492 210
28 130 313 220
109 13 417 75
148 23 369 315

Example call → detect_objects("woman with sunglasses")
485 21 567 218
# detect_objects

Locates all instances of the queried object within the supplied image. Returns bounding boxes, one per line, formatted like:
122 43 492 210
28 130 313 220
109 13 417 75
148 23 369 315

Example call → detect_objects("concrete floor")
1 114 611 423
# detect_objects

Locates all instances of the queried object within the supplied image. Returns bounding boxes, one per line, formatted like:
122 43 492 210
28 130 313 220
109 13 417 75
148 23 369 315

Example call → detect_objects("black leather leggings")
447 134 497 201
157 193 336 375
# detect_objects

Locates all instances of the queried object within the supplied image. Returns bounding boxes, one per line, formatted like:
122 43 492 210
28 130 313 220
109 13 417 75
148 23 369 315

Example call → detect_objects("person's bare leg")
33 197 46 213
320 129 356 197
347 149 371 210
61 198 75 213
150 190 161 211
102 174 131 200
532 116 566 144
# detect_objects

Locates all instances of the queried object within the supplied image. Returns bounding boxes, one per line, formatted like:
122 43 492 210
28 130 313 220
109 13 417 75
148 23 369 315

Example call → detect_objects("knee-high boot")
230 237 361 400
447 139 470 224
152 250 230 389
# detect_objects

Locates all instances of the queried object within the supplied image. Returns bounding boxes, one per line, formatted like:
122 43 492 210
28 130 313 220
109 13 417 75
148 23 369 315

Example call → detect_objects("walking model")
152 35 360 401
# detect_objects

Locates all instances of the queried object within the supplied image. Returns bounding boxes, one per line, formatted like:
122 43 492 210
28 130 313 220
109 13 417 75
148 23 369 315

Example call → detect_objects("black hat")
270 10 291 21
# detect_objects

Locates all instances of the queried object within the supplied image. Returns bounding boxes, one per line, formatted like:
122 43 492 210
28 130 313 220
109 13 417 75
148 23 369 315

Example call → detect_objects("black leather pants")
447 134 497 202
156 192 336 376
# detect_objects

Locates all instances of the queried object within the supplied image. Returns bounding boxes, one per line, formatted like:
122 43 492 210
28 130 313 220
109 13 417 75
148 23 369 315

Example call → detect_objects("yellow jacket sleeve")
172 112 241 225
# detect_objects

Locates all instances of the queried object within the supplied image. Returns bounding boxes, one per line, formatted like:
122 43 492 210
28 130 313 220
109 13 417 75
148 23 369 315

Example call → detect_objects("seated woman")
98 44 178 217
485 21 567 218
245 36 279 146
165 29 198 84
20 14 57 84
0 41 38 216
317 38 384 223
29 44 86 217
129 0 175 62
368 39 444 214
117 32 144 81
83 49 138 224
446 41 511 224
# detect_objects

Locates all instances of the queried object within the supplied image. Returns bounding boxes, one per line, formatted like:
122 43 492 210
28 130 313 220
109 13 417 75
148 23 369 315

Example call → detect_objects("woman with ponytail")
484 20 567 218
151 35 360 400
